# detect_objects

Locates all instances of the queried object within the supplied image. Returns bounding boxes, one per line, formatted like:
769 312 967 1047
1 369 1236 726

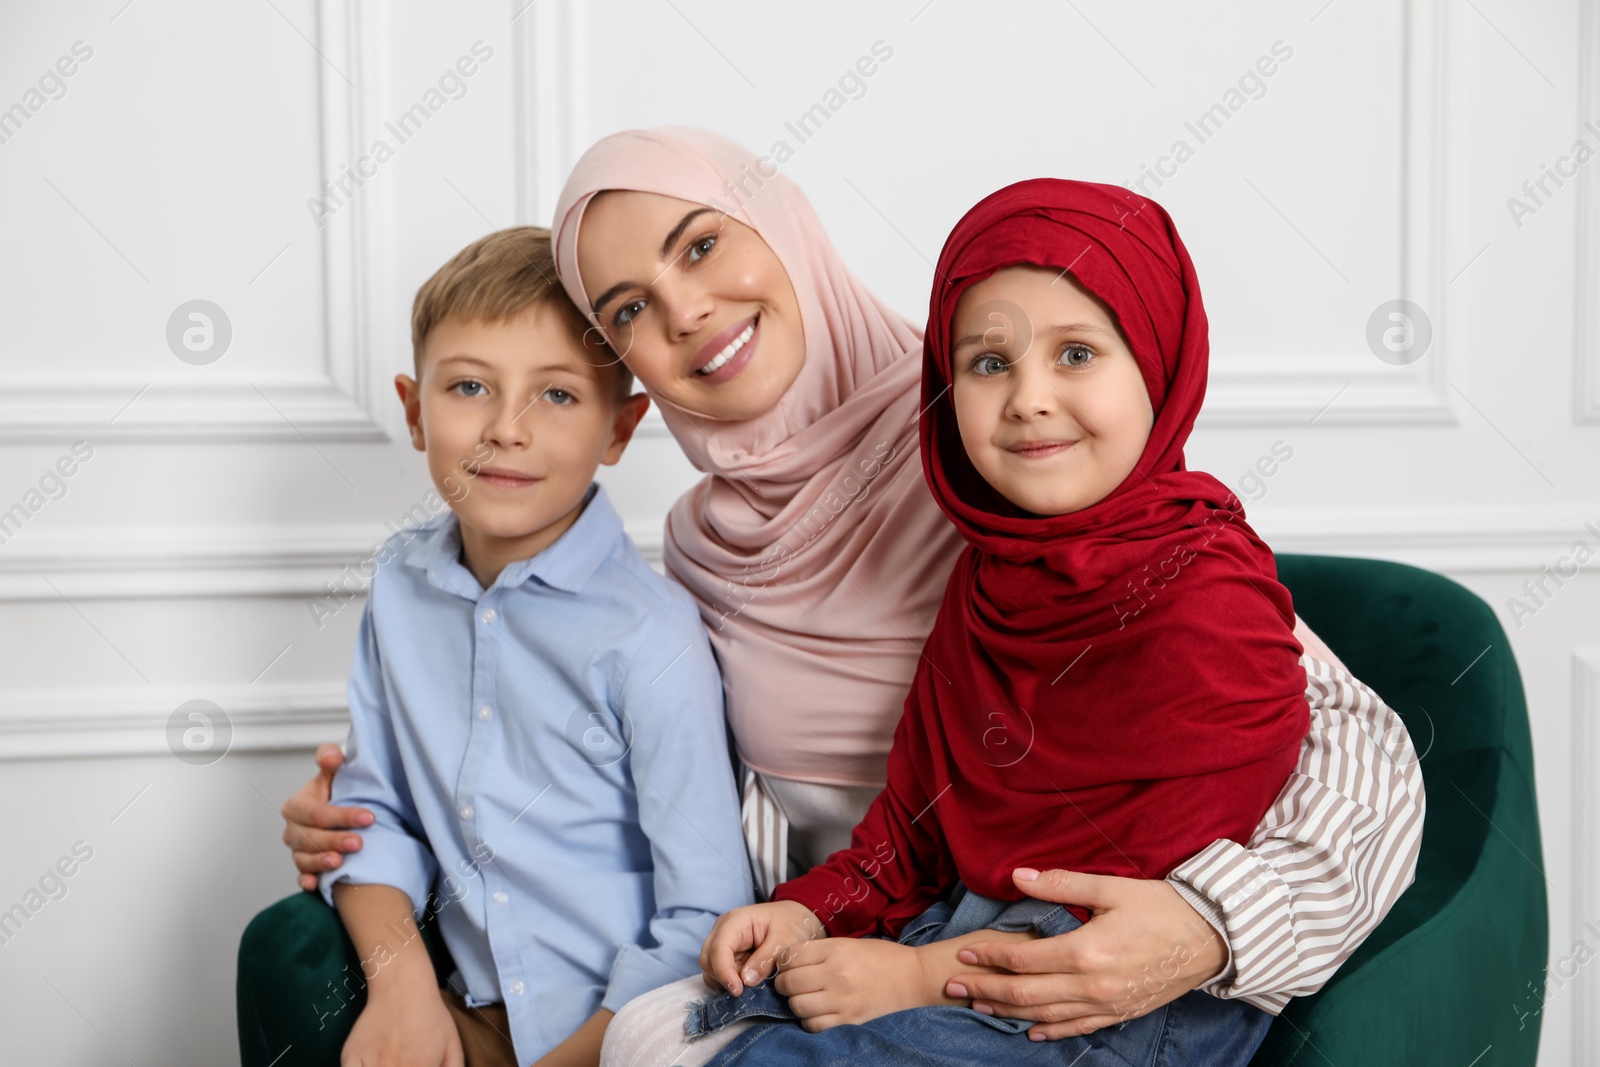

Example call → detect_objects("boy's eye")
542 387 575 405
970 353 1009 376
1059 344 1096 368
685 234 716 264
613 299 645 328
451 380 487 397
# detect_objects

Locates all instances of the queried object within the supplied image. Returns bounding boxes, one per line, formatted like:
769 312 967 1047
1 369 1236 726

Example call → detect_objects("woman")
277 128 1423 1048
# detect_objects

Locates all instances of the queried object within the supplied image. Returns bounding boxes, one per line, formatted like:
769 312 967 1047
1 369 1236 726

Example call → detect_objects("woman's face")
575 191 806 422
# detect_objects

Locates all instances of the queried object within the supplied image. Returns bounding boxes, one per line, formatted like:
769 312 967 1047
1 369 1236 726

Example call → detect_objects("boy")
321 227 751 1067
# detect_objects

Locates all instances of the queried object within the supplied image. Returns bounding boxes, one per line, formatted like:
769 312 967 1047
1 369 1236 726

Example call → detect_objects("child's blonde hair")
410 226 632 399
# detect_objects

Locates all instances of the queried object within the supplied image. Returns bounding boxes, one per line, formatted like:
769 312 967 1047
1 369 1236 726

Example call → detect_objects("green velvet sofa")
238 555 1548 1066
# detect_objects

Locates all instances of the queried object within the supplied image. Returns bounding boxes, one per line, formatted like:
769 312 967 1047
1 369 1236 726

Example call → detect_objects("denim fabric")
684 883 1271 1067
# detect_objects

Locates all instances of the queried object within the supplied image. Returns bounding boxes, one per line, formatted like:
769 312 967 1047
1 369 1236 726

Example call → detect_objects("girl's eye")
970 353 1009 376
685 234 716 264
451 380 486 398
542 387 574 405
613 300 646 328
1059 344 1096 368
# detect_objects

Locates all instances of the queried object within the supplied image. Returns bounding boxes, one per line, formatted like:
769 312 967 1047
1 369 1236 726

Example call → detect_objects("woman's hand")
699 900 824 996
282 743 375 891
944 868 1227 1040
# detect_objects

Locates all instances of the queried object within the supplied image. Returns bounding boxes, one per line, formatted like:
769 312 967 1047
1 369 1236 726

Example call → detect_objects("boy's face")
395 303 649 573
950 265 1153 517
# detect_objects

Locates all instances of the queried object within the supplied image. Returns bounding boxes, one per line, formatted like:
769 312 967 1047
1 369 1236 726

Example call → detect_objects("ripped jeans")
683 883 1271 1067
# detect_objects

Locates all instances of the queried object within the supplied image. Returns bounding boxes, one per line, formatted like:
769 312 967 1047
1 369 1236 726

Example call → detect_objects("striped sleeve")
1166 653 1427 1014
741 765 788 902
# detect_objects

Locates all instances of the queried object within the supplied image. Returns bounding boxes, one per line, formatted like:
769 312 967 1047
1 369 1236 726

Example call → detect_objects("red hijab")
912 179 1309 893
771 180 1312 935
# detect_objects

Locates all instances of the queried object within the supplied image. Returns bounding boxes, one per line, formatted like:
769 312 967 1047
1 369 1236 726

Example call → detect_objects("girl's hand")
281 743 375 891
699 900 824 996
773 938 944 1031
944 868 1227 1040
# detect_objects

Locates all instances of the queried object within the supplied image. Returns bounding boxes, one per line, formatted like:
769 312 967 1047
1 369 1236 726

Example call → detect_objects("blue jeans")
684 884 1271 1067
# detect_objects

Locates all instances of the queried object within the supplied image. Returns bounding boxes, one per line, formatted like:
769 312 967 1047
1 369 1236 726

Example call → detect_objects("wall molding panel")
1576 0 1600 423
0 505 1589 760
1205 0 1453 426
508 3 670 439
0 0 395 445
0 681 349 761
5 503 1594 605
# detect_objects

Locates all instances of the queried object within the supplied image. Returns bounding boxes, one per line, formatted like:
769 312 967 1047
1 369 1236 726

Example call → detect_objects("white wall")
0 0 1594 1062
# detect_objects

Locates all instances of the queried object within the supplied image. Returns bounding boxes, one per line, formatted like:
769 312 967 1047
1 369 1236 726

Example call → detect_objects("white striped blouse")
1168 653 1426 1012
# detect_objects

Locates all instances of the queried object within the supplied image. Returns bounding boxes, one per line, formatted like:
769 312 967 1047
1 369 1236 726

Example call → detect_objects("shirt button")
459 805 474 820
493 891 508 905
477 706 492 720
481 609 496 623
509 980 525 995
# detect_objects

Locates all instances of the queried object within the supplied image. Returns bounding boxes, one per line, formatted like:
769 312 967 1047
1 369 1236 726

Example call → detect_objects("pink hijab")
552 128 962 787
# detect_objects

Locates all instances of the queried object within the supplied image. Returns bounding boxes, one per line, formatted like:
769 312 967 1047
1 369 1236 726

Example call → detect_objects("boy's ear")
393 373 426 452
600 393 651 466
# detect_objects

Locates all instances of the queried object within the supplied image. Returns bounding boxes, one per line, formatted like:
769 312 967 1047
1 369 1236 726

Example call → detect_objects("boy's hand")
772 938 946 1031
340 977 463 1067
281 743 375 892
699 900 823 996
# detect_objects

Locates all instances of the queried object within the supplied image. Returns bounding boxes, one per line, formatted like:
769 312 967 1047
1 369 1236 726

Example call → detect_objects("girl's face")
575 191 806 422
950 265 1154 516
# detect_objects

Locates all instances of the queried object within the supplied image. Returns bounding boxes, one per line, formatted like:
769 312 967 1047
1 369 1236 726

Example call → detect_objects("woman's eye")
1059 344 1096 368
971 354 1008 376
613 299 645 327
542 387 574 405
686 234 716 264
451 380 486 398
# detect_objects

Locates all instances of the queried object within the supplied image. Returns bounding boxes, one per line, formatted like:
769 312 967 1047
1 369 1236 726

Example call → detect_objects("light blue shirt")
320 482 752 1063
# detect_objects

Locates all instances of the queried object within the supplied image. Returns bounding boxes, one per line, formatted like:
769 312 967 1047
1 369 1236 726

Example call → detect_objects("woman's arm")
1164 651 1425 1009
943 622 1426 1037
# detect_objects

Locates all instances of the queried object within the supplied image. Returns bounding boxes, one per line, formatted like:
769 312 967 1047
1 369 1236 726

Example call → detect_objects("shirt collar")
402 482 623 597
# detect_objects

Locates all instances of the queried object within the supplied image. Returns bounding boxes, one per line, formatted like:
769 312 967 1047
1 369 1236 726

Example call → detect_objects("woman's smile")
693 313 759 381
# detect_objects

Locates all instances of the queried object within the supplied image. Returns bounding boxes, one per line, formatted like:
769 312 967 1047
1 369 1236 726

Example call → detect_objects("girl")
684 178 1365 1066
270 130 1422 1056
